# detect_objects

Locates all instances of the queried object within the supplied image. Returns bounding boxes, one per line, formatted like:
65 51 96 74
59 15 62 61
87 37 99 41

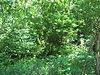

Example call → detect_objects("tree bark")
96 52 100 75
95 29 100 75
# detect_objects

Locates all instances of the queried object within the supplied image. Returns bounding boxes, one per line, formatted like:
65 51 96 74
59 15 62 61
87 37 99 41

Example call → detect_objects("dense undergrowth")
0 46 95 75
0 55 95 75
0 0 99 75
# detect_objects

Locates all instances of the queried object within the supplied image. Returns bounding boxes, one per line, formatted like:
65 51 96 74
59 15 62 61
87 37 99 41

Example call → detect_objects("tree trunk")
95 29 100 75
96 52 100 75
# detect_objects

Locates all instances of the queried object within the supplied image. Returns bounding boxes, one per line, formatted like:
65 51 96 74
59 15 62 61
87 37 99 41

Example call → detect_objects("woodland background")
0 0 100 75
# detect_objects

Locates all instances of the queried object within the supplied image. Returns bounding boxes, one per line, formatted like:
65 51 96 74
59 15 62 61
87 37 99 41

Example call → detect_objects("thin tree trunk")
96 52 100 75
95 29 100 75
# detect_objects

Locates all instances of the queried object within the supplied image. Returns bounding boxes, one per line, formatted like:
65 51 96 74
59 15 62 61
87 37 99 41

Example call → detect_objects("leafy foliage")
0 0 100 75
0 55 95 75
